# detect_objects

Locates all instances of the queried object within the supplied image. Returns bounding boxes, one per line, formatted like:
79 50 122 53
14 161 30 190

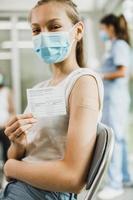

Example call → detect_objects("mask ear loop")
69 21 84 43
68 22 79 43
69 22 81 33
59 23 80 63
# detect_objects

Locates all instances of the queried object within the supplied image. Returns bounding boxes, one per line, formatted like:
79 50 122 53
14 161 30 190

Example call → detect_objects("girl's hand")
5 113 37 150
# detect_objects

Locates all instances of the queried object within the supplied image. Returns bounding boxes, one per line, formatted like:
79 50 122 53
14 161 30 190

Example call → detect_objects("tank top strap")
64 68 104 122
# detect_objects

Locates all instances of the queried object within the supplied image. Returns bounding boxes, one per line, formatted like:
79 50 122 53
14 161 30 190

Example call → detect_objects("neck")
51 57 79 81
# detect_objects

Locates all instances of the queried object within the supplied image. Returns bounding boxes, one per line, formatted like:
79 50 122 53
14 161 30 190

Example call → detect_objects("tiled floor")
78 188 133 200
98 189 133 200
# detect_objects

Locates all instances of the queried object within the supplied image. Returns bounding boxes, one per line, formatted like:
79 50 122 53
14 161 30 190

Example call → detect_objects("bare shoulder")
71 75 99 98
69 75 100 111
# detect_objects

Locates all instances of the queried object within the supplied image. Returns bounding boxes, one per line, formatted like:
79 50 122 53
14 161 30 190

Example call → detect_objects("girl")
98 14 132 200
0 1 103 199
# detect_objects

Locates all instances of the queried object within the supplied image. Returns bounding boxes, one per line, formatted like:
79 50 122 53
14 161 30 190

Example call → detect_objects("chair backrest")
83 123 114 200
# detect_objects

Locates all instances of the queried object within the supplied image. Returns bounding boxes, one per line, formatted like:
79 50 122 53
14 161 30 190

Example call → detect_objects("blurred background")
0 0 133 199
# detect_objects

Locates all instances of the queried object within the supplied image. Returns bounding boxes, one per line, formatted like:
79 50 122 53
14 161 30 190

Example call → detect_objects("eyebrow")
31 18 61 27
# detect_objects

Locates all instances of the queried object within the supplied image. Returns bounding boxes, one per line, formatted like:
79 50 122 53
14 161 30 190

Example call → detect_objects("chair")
83 123 115 200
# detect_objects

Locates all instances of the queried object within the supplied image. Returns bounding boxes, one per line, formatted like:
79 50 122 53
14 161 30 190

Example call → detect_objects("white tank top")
0 87 10 126
23 68 104 163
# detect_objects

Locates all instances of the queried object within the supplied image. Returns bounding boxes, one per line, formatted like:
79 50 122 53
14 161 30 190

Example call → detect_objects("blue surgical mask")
99 30 110 42
32 26 75 64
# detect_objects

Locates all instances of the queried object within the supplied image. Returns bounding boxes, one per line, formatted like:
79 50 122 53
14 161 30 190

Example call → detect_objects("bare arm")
4 75 100 193
103 65 127 80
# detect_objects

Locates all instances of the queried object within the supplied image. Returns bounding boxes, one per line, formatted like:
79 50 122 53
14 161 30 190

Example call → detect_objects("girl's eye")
49 25 62 31
32 29 40 35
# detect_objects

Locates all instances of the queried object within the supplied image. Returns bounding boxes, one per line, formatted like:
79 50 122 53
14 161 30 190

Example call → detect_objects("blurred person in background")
0 73 15 163
98 14 132 200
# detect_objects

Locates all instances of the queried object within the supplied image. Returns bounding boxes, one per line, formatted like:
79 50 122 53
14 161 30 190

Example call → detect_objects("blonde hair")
29 0 85 67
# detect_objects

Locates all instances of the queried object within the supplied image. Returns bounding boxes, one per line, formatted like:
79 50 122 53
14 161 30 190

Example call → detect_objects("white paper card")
27 87 66 118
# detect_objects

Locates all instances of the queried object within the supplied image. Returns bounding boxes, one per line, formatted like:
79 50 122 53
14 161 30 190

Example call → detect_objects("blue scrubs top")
101 39 131 138
101 39 131 102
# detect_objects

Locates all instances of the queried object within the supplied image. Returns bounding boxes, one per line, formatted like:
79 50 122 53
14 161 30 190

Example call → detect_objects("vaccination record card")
27 87 67 118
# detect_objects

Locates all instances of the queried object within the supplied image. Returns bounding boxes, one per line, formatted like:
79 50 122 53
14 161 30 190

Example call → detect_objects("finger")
13 124 33 138
8 129 24 141
17 118 38 127
8 124 32 142
5 118 37 135
9 132 24 142
4 128 13 137
6 113 34 127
